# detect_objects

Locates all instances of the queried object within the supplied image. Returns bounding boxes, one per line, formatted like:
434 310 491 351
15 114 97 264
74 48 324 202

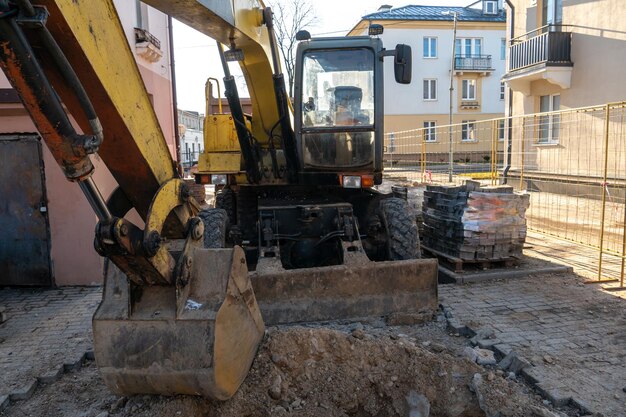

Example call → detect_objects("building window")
542 0 563 27
500 82 505 100
423 37 437 58
484 0 498 15
455 38 482 57
135 0 149 29
462 79 476 101
462 121 476 141
539 94 560 143
498 119 505 141
500 38 506 60
424 121 436 142
423 79 437 100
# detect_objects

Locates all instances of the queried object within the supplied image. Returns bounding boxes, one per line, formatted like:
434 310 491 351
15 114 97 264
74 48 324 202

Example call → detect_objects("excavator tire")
199 208 229 248
380 197 420 260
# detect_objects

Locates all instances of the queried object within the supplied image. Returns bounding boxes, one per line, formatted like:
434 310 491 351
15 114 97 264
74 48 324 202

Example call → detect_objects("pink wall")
0 64 175 286
0 108 117 285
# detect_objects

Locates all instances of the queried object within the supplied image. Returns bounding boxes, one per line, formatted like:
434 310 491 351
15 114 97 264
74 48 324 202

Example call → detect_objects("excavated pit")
4 324 551 417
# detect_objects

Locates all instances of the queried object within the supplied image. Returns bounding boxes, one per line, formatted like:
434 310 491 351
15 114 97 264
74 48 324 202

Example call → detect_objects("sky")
172 0 473 113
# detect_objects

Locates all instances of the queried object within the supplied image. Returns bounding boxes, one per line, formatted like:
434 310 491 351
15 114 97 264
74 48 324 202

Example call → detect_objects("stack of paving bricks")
421 181 530 261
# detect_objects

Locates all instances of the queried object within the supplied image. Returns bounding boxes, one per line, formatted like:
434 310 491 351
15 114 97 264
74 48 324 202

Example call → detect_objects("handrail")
511 24 571 44
508 29 572 72
454 54 492 59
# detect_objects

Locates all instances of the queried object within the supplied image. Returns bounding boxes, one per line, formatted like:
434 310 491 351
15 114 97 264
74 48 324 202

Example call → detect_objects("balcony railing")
134 27 161 50
454 55 493 71
508 25 572 72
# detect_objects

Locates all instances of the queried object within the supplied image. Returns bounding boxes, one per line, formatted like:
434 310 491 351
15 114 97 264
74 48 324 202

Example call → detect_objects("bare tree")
268 0 317 97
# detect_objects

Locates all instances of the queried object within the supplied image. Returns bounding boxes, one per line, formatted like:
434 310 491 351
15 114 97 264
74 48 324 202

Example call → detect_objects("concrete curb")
0 349 94 410
439 265 573 284
441 303 592 415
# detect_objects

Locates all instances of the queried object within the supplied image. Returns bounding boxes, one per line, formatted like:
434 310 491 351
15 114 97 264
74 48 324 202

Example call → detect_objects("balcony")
134 27 163 63
504 25 573 95
454 55 494 74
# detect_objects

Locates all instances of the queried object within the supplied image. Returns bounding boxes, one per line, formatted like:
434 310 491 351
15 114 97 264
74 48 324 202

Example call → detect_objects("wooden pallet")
422 245 520 274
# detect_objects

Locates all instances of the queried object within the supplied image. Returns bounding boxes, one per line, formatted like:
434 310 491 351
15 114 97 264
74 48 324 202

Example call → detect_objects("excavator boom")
0 0 266 399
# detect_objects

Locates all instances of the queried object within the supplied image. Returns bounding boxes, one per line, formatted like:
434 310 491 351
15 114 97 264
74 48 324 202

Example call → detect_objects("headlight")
342 175 362 189
211 174 227 185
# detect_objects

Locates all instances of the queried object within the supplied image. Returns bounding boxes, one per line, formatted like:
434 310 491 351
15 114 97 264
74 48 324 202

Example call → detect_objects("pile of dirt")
4 325 552 417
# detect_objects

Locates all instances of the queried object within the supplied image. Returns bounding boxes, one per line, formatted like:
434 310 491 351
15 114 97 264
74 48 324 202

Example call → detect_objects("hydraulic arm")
0 0 266 399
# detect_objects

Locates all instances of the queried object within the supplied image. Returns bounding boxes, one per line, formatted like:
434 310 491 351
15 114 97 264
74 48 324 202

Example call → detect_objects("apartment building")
0 1 176 285
349 1 507 160
503 0 626 176
178 109 205 174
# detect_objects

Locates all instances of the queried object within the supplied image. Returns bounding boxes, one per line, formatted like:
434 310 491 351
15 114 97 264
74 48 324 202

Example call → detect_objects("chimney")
377 4 393 12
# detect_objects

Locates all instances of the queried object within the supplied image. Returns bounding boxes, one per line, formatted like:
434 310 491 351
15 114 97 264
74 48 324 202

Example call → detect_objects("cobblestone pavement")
441 273 626 417
1 262 625 416
0 287 101 399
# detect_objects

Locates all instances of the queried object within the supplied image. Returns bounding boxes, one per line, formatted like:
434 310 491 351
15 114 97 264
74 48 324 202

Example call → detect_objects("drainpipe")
168 15 183 177
502 0 515 183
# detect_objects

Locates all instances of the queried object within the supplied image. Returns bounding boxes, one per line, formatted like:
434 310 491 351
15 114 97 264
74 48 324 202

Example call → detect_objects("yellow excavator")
0 0 437 401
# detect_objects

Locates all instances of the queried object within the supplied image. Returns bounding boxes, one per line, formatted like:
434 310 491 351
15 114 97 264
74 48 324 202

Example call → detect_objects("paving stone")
446 319 469 336
0 395 8 412
504 352 531 374
64 352 86 372
469 328 496 345
440 269 626 417
475 348 497 366
9 379 37 401
38 366 64 384
0 287 100 396
477 338 501 349
492 343 513 357
570 397 592 414
463 346 479 363
535 383 573 407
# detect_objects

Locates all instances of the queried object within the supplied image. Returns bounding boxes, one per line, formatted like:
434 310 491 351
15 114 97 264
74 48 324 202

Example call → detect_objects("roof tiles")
362 5 506 23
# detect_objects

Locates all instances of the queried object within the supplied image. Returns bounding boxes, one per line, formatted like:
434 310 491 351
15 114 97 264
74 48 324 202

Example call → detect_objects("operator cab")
300 48 375 169
294 34 411 186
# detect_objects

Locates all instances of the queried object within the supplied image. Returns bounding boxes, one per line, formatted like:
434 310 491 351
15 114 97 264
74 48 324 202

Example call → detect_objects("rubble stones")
406 391 430 417
475 349 497 366
470 328 496 345
497 351 531 374
463 347 496 365
268 375 282 400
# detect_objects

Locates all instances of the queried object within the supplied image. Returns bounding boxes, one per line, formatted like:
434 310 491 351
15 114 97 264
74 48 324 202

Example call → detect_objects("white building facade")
177 109 205 174
349 2 507 156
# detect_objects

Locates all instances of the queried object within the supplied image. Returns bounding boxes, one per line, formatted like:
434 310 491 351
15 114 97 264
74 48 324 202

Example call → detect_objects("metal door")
0 135 52 286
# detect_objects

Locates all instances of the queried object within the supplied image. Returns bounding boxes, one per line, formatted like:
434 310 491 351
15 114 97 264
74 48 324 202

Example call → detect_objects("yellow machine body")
198 114 247 174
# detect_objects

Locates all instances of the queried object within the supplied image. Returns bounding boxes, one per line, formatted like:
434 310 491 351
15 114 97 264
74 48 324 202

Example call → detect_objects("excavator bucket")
93 246 264 400
251 244 439 325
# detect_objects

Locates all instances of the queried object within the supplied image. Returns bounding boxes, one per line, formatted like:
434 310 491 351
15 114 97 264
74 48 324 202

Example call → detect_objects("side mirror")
394 44 412 84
